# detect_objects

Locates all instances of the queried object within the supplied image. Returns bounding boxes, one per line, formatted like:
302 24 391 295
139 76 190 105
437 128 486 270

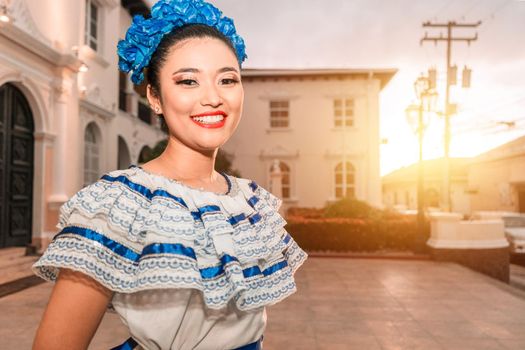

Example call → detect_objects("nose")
200 83 223 108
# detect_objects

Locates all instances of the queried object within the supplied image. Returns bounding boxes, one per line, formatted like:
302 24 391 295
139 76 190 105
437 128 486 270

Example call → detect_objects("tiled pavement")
1 257 525 349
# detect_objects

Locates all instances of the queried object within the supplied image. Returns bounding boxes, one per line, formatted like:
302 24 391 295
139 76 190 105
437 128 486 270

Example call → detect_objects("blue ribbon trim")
110 336 138 350
141 242 197 260
247 196 259 208
248 213 262 225
56 226 141 262
200 254 239 279
55 226 290 280
229 213 246 225
111 336 262 350
101 174 188 208
101 171 264 228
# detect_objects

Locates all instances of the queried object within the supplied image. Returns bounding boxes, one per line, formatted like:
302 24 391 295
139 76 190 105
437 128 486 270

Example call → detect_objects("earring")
155 106 160 114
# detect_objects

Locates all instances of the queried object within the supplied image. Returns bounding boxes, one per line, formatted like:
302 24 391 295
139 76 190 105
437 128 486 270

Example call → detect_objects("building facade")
381 158 471 215
468 135 525 213
222 68 396 212
382 135 525 215
0 0 165 249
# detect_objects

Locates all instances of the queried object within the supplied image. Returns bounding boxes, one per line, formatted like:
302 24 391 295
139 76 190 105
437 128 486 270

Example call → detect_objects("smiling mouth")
190 111 228 127
191 114 225 124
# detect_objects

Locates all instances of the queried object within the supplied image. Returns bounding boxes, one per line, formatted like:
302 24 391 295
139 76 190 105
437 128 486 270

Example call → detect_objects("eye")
176 79 198 86
220 78 239 85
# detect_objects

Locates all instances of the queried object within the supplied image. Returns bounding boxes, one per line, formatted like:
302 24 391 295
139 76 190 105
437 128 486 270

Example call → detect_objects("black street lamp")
406 74 438 252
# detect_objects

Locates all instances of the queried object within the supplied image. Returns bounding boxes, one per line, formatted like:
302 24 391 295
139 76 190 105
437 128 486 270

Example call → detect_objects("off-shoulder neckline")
128 165 238 197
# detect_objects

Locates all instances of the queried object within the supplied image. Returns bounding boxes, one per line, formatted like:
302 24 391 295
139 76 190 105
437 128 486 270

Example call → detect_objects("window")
334 98 354 127
269 161 291 199
85 0 99 51
334 162 355 199
269 100 289 128
118 71 127 111
84 123 100 186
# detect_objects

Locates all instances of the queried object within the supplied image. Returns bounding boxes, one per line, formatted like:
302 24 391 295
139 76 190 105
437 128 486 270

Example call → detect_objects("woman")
32 1 307 349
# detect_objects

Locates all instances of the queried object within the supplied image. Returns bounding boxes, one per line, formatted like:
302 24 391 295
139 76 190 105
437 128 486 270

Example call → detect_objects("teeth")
192 115 224 124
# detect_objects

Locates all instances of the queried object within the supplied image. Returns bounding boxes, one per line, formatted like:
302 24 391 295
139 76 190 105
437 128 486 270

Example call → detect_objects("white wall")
223 74 383 208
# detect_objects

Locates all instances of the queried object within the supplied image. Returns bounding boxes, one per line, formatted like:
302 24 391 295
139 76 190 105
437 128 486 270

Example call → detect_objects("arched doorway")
117 136 131 170
0 83 35 248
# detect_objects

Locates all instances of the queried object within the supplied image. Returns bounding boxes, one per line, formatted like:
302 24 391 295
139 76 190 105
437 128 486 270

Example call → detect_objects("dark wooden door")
0 83 34 248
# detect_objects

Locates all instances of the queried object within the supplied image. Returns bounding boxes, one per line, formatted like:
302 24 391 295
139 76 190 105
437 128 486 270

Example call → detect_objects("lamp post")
406 74 437 252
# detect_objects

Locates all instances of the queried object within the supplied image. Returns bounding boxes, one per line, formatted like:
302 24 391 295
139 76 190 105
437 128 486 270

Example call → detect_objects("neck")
155 135 219 184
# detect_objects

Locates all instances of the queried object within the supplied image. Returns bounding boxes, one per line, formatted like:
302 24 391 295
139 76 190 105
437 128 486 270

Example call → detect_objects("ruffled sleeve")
32 171 151 290
33 168 307 311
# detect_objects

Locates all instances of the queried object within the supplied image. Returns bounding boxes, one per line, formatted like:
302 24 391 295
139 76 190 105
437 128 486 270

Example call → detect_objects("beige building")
382 135 525 215
0 0 165 249
468 135 525 213
223 68 396 211
382 158 471 215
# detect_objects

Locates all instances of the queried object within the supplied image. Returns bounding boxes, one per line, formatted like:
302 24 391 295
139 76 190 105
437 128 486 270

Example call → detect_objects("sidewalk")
1 257 525 349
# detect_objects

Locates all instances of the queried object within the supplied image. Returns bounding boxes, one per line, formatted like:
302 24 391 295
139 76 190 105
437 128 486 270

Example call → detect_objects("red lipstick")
190 110 227 129
191 110 227 117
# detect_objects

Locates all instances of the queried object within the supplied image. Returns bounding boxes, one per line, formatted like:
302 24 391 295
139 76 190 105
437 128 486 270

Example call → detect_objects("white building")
223 68 396 212
0 0 165 250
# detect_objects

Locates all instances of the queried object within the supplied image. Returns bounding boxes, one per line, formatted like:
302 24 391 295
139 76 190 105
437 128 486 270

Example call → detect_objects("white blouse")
33 165 307 349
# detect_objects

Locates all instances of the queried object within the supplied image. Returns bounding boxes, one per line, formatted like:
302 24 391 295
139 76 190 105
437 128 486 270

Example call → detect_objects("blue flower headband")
117 0 247 85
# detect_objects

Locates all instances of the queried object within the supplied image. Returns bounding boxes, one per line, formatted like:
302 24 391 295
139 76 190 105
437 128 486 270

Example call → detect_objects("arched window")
334 162 355 199
84 123 100 186
269 161 291 199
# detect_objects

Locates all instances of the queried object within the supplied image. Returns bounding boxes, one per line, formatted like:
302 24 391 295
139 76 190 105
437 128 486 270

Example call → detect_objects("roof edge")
241 68 398 89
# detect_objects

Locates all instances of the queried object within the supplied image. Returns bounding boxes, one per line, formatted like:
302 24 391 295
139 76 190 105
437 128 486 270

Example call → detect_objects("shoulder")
57 166 150 232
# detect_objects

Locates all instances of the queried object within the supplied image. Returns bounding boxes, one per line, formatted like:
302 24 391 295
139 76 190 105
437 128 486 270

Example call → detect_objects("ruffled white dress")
33 165 307 350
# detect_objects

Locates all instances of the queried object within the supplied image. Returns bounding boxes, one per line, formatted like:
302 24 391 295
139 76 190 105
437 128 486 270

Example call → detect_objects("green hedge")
285 198 430 253
286 218 429 252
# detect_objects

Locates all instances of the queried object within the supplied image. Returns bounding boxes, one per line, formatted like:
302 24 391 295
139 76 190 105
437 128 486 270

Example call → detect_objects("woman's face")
148 37 244 153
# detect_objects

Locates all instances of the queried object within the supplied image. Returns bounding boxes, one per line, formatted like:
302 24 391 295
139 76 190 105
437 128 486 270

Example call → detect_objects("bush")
322 197 400 220
285 198 430 253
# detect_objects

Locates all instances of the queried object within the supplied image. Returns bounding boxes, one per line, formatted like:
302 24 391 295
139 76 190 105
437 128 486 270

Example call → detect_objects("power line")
455 95 525 119
451 118 525 135
431 0 456 20
461 0 484 19
482 0 513 22
478 0 513 34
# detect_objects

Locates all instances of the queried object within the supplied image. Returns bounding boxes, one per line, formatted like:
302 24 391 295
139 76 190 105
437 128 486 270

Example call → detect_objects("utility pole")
420 21 481 212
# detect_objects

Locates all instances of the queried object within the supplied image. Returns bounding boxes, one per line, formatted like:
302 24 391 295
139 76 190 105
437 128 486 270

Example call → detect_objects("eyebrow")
172 67 239 75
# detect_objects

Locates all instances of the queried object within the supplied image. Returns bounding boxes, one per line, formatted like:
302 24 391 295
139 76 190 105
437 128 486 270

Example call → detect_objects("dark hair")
146 23 238 99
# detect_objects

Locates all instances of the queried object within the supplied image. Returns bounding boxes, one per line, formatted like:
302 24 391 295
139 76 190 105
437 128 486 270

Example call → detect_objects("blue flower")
118 0 247 85
217 17 235 36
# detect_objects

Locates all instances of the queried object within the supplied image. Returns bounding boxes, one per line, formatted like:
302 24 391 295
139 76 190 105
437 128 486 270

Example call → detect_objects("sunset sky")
147 0 525 175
